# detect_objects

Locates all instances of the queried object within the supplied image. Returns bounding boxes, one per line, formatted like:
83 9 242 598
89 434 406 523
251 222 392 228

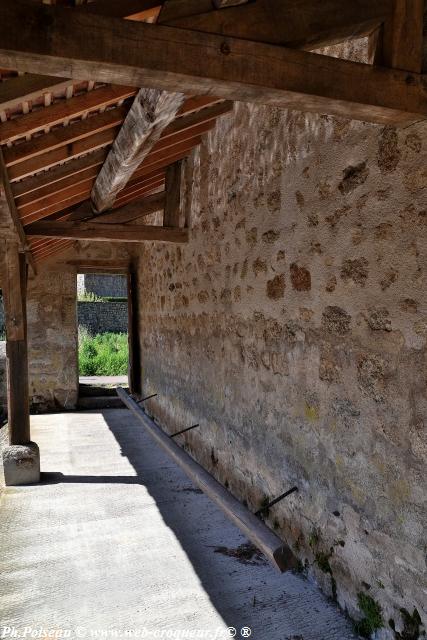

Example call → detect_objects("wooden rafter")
0 74 72 114
91 88 184 212
8 99 231 184
0 1 425 125
3 105 128 169
0 84 136 144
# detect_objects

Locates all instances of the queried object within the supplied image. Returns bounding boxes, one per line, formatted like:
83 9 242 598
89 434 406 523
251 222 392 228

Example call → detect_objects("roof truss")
0 0 424 266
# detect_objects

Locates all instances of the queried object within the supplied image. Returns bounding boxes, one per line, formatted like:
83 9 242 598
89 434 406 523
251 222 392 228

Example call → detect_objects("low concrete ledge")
2 442 40 486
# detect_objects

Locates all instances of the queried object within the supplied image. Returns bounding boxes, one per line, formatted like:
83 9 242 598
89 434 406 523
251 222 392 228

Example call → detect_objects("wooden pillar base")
2 442 40 486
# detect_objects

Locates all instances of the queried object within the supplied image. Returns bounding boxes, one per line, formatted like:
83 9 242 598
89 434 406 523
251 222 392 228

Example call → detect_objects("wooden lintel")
66 259 130 271
0 1 426 125
26 220 189 243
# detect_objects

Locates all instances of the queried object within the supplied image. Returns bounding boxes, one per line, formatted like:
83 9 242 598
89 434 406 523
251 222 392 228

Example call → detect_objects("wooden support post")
374 0 424 73
0 242 31 445
127 266 142 397
163 161 183 228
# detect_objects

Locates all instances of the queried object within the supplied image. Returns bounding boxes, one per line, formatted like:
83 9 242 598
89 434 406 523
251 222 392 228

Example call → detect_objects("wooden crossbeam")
91 89 184 212
159 0 394 50
0 0 424 125
25 220 189 243
67 189 165 223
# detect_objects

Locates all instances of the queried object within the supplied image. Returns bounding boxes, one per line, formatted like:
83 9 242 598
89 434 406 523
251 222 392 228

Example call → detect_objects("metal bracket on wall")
170 423 200 438
136 393 157 404
255 486 299 517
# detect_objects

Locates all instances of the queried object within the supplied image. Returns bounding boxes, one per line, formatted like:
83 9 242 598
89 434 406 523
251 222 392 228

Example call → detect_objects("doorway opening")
76 271 129 408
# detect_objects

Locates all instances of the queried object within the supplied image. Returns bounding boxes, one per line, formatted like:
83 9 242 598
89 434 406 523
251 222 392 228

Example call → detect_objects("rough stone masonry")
134 101 427 637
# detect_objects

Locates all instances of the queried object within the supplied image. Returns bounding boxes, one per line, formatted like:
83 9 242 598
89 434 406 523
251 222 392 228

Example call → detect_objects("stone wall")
27 265 79 412
24 242 134 411
135 101 427 635
78 301 128 335
77 273 127 298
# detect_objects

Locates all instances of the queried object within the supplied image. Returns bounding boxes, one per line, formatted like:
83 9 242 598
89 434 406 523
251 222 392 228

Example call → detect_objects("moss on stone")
308 528 320 548
354 593 383 638
315 551 332 574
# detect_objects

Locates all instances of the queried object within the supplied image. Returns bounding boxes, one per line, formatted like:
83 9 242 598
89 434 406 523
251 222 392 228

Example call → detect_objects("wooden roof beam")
91 88 184 212
158 0 394 50
0 1 425 125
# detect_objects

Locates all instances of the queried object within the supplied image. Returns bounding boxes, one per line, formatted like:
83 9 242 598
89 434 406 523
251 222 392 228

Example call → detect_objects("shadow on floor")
43 408 356 640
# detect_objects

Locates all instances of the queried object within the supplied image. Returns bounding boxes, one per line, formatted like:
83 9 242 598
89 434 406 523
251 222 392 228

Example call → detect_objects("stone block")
2 442 40 486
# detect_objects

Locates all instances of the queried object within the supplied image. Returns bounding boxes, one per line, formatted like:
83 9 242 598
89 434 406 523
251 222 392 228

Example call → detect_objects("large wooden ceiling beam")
25 220 189 243
158 0 394 50
78 0 161 20
91 88 184 212
0 1 424 125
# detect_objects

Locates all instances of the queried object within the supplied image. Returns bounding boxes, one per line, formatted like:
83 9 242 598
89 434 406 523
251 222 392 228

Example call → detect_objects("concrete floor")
0 409 357 639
